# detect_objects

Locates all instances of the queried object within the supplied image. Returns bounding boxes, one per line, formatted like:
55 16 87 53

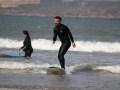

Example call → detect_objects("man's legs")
58 41 71 69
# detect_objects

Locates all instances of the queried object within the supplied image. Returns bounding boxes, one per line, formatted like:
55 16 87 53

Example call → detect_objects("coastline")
0 13 120 19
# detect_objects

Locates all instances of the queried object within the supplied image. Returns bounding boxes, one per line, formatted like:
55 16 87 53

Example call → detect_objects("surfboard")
0 54 24 58
47 67 66 75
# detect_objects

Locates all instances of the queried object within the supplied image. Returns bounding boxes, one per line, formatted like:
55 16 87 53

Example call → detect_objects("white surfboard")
47 67 66 75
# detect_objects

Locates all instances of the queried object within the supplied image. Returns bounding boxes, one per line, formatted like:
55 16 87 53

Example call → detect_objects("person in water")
19 30 33 57
53 16 76 69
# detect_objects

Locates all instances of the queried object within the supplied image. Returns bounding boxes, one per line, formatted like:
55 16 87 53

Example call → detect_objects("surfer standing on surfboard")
19 30 33 57
53 16 76 69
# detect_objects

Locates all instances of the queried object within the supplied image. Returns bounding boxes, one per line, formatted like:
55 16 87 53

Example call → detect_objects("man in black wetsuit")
53 16 76 69
19 30 33 57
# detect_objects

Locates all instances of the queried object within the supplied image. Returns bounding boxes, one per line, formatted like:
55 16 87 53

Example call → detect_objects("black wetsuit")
53 24 74 69
21 36 33 57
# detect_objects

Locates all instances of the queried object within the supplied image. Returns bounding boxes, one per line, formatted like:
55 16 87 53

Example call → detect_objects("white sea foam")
67 64 120 74
0 38 22 48
0 61 49 70
0 61 63 74
0 61 120 74
95 65 120 74
0 61 57 74
0 38 120 53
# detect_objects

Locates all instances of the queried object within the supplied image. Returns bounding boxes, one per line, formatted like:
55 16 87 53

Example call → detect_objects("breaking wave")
0 38 120 53
0 61 120 74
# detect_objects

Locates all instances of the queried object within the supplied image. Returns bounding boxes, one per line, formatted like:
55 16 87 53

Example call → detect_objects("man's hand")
52 41 56 45
72 42 76 48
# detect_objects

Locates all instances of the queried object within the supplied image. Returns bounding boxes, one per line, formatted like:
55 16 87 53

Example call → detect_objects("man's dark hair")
55 16 62 21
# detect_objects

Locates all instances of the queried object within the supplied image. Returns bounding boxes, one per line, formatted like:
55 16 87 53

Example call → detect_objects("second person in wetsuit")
19 30 33 57
53 16 76 69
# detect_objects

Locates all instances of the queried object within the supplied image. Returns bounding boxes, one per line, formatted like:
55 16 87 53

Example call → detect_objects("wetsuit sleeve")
53 28 57 41
67 27 74 43
23 37 31 51
21 39 26 49
21 37 30 51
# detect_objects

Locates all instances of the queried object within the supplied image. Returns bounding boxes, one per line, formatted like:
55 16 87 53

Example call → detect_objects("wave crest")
0 38 120 53
0 61 120 74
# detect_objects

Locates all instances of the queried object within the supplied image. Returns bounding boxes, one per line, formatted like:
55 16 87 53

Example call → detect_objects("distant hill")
0 0 120 19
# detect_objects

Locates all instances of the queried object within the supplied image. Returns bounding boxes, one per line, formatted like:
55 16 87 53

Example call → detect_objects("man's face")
54 19 61 26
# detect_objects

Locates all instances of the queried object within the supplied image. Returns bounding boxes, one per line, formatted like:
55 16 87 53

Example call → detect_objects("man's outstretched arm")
53 29 57 44
67 27 76 48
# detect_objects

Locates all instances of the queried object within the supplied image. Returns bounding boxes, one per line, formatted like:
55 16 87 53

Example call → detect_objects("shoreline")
0 14 120 20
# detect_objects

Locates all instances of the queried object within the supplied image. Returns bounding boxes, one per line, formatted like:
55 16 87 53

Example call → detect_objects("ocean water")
0 15 120 90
